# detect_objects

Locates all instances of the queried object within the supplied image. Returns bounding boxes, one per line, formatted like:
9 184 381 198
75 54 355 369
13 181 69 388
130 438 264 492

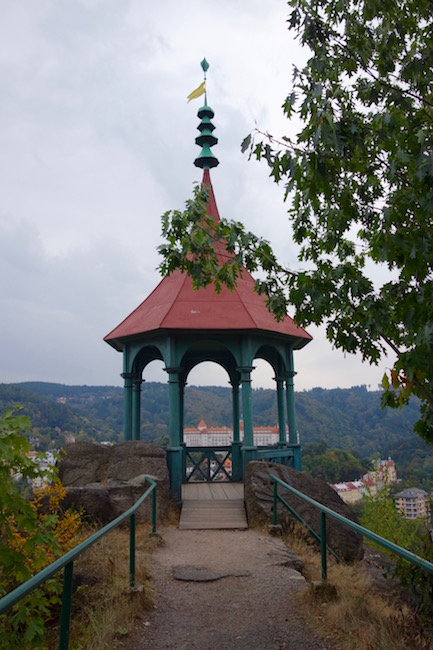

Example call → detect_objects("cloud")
0 0 393 393
0 215 144 384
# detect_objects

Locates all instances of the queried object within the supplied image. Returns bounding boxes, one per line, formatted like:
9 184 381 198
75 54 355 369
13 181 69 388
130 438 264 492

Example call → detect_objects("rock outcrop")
58 441 170 524
245 461 363 562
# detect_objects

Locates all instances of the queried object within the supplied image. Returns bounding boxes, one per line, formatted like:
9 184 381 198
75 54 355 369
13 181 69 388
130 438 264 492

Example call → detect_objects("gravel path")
125 526 340 650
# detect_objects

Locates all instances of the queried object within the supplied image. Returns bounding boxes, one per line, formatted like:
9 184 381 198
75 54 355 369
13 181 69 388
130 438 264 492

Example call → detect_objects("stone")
61 486 114 524
58 441 170 525
107 442 166 485
58 441 112 486
172 566 251 582
245 461 364 563
267 539 304 573
267 524 283 537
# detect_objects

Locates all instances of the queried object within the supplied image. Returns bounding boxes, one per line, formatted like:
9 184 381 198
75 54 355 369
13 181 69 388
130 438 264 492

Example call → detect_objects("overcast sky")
0 0 394 392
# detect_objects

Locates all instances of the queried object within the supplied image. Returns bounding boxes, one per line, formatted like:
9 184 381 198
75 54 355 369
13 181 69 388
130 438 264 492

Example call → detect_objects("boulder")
61 486 114 524
245 461 363 562
108 442 166 484
58 441 112 486
58 441 170 525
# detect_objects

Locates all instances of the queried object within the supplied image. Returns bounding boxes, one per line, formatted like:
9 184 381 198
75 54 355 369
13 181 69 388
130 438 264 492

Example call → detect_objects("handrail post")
152 484 157 534
129 512 136 588
320 511 327 581
273 480 278 526
58 561 74 650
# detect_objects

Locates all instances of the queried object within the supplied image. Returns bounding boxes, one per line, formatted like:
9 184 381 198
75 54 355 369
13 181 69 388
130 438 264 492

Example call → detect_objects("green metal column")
231 380 242 482
132 378 142 441
232 381 240 443
238 366 257 477
285 370 298 445
275 375 287 445
180 377 187 482
285 362 301 470
165 367 183 503
122 372 133 442
179 377 185 444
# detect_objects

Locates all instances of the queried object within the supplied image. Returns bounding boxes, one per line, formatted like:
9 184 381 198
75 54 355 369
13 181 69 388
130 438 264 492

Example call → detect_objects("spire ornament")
192 58 219 170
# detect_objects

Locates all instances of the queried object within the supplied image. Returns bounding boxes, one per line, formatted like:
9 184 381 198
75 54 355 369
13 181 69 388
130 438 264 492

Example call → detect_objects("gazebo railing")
183 443 300 482
184 446 232 482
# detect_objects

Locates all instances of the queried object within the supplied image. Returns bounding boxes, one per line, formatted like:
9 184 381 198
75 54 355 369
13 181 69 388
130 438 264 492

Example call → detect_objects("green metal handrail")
0 476 157 649
270 473 433 581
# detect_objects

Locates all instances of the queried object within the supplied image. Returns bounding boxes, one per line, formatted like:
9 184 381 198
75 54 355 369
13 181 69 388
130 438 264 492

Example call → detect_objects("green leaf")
241 133 252 153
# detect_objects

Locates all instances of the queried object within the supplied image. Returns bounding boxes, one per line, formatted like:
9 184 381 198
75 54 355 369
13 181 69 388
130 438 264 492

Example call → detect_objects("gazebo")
104 75 312 501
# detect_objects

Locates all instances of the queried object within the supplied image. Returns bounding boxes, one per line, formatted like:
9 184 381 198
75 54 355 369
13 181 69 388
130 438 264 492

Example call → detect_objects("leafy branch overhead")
159 0 433 442
159 185 293 319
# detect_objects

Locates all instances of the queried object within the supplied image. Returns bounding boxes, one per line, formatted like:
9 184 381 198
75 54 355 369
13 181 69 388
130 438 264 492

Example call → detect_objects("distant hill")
1 381 431 484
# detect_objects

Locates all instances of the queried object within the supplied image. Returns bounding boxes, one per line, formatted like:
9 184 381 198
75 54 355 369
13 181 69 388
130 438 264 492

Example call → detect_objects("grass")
47 523 161 650
286 525 433 650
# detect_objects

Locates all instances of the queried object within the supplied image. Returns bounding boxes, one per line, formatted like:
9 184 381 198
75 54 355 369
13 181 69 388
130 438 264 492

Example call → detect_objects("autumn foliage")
0 408 83 648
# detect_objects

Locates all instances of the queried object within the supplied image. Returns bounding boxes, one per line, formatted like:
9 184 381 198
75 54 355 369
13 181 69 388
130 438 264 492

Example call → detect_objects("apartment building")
394 487 430 520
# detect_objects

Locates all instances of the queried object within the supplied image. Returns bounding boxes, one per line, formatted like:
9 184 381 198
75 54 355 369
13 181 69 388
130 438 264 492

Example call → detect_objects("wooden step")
179 499 248 530
179 482 247 530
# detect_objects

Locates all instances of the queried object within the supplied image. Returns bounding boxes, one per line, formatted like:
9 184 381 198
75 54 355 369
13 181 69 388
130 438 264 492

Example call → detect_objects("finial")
193 58 219 170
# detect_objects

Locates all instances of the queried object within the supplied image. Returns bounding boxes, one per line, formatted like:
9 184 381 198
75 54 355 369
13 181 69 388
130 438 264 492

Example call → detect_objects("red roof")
105 170 312 349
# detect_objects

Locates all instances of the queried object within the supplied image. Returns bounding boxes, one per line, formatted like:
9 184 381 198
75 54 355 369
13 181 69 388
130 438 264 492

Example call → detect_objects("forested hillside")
1 382 431 485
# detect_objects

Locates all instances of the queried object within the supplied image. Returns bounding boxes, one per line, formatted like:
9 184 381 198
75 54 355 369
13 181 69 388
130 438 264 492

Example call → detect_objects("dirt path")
125 526 340 650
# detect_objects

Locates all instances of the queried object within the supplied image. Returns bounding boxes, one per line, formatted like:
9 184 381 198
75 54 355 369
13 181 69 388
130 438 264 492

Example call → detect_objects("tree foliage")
302 440 369 482
0 408 83 647
359 481 433 615
159 0 433 442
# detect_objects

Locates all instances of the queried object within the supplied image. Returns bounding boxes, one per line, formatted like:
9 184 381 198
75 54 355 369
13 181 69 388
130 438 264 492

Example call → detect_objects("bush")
359 481 433 617
0 407 83 648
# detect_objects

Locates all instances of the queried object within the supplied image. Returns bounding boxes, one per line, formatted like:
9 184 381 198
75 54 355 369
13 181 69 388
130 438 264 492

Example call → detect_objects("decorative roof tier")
194 58 219 170
194 99 219 169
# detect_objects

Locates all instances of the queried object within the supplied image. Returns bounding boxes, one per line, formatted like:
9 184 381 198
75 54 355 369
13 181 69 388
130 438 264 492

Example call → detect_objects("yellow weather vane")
187 58 209 103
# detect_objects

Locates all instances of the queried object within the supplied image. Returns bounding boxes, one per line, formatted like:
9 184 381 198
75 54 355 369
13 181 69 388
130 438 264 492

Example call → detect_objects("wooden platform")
179 482 247 530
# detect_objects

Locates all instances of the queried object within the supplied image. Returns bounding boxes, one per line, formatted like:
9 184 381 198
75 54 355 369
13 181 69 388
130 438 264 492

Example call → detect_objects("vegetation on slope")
2 381 431 486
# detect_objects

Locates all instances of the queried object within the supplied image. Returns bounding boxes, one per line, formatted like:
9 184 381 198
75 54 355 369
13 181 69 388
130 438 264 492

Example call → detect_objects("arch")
180 339 239 384
185 360 231 387
131 344 165 376
253 344 287 376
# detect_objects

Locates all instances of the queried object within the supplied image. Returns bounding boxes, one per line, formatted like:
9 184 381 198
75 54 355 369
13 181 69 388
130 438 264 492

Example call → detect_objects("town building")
331 478 373 504
395 488 430 520
363 457 397 485
183 419 281 447
331 458 397 504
